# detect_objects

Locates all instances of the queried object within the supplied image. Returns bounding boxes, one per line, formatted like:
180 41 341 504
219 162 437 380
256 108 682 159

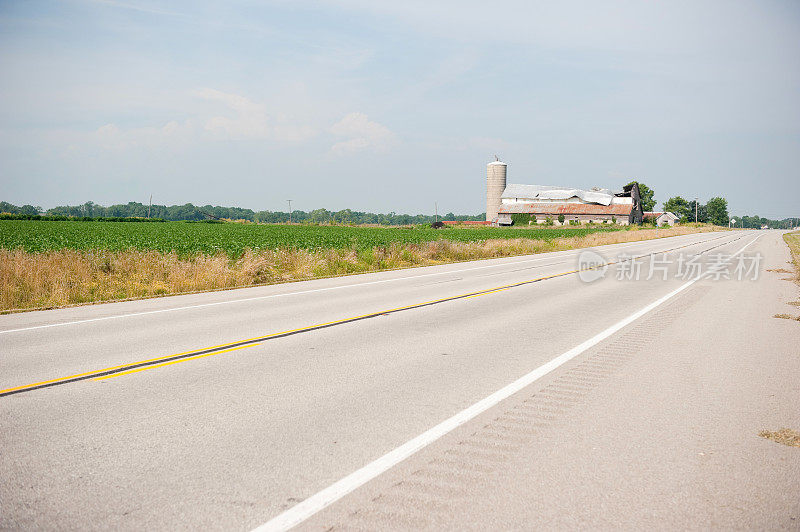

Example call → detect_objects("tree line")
626 182 732 226
627 182 732 225
661 196 794 228
662 196 730 226
3 196 794 228
0 201 484 226
624 183 795 228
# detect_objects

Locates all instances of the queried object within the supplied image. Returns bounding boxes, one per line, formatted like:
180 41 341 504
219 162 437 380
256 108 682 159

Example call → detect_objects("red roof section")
498 203 632 216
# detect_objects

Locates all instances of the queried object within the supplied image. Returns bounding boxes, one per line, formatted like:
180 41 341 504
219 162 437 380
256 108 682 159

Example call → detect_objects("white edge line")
0 232 732 335
252 233 761 532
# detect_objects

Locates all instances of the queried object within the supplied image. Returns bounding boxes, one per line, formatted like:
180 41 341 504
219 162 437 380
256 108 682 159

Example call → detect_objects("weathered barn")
485 160 638 226
498 202 633 225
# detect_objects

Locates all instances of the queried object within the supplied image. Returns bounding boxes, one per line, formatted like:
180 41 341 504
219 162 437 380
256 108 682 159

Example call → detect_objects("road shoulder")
299 232 800 530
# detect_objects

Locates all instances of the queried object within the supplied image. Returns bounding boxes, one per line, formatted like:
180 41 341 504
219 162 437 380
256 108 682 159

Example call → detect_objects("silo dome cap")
487 160 507 165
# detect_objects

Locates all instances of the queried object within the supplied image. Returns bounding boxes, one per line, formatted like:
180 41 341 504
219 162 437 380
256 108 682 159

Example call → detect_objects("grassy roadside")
0 225 721 313
774 231 800 322
782 231 800 284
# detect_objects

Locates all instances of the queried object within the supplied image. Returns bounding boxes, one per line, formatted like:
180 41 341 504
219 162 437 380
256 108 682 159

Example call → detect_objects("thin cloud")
330 112 395 155
197 88 317 142
89 0 187 17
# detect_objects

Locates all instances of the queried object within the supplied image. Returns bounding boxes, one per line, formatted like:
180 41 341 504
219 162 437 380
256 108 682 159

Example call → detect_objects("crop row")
0 220 618 256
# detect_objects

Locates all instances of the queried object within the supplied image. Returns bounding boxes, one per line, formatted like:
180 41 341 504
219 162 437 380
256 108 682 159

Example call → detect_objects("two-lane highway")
2 230 798 530
0 231 736 392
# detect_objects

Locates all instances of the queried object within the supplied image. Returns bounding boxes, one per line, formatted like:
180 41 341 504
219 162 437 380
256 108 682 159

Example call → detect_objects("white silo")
486 159 507 223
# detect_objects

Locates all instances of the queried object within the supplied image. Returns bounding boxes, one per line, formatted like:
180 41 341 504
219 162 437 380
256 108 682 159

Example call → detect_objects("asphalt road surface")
2 230 798 530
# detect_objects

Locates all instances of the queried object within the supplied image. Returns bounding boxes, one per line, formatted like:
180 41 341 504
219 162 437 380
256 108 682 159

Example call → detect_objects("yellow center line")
0 340 246 394
93 344 257 381
0 281 518 394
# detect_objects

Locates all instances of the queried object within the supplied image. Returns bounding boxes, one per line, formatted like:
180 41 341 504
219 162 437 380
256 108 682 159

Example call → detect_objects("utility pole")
435 202 438 223
287 200 292 224
148 194 152 219
695 197 698 223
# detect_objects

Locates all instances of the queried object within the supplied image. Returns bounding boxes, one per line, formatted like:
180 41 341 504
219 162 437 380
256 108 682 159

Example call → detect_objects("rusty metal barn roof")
498 203 633 216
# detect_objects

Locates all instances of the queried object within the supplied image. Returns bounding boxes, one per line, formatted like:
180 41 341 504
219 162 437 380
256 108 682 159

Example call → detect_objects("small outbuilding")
643 212 679 226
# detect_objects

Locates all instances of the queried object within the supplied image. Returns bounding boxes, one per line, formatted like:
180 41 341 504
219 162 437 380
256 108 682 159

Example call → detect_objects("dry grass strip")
1 226 718 312
782 231 800 285
759 428 800 447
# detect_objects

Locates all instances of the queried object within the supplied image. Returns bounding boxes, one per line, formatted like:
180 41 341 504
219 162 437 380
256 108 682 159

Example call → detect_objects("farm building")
643 211 678 226
485 159 667 226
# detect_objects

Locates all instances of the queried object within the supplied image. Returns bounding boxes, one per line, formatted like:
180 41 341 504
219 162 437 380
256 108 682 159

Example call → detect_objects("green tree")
663 196 692 222
706 197 729 226
335 209 354 224
686 200 708 223
557 214 565 224
3 199 487 225
310 208 331 224
0 201 22 214
19 204 41 216
510 213 533 225
626 181 656 212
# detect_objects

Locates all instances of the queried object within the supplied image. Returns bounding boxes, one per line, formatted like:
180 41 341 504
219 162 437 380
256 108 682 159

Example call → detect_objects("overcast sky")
1 0 798 218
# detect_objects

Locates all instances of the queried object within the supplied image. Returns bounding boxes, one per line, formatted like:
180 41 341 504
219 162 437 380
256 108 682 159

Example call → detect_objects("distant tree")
686 200 708 223
3 200 485 225
739 214 783 229
0 201 22 214
706 197 729 226
334 209 354 224
19 204 41 216
309 208 331 224
626 181 656 212
106 204 127 217
557 214 565 224
663 196 692 223
740 215 755 228
511 213 534 225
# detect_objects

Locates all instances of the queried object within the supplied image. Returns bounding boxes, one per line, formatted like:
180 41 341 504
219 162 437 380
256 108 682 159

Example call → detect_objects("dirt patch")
773 313 800 321
759 428 800 448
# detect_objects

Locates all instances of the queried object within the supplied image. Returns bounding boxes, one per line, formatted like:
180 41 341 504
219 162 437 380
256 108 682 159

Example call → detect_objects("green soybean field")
0 220 620 256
